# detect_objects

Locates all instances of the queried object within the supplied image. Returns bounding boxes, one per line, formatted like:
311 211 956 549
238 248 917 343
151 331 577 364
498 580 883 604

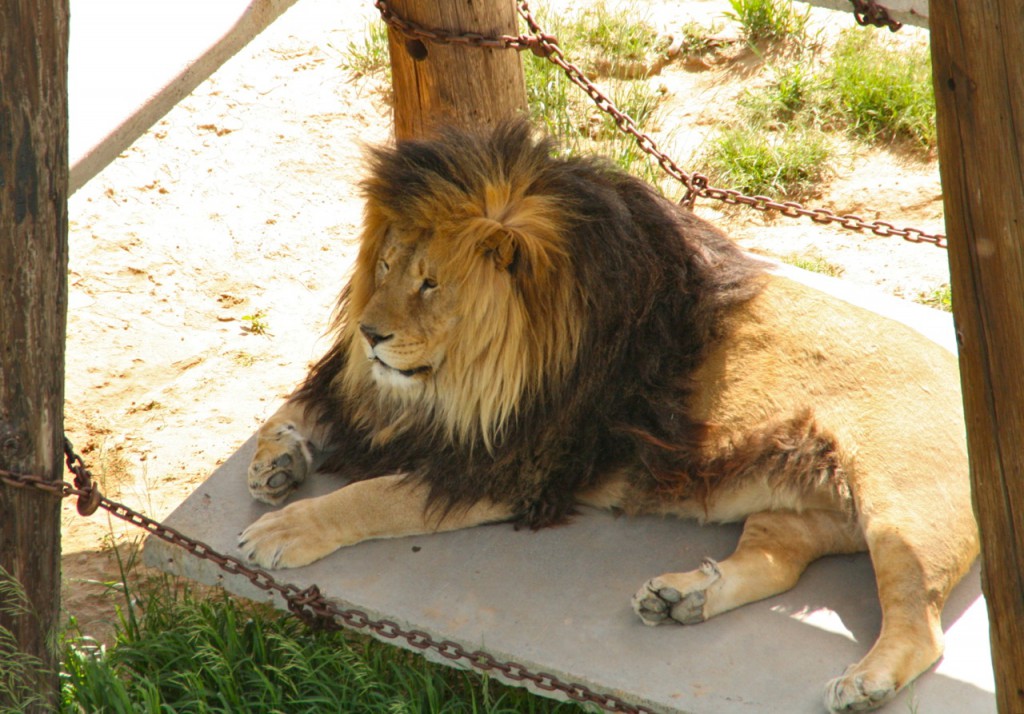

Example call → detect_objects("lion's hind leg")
632 509 864 626
248 397 326 505
824 521 974 713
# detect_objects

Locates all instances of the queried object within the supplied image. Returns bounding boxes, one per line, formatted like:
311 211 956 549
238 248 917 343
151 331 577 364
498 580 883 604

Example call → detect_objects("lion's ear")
480 229 522 275
474 188 564 276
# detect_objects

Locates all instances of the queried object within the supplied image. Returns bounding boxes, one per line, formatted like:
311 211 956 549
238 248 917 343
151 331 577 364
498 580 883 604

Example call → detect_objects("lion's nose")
359 324 392 347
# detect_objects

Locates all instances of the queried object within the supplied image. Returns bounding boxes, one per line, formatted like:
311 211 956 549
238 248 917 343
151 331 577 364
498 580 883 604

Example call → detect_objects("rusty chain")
0 439 655 714
850 0 903 31
373 0 946 249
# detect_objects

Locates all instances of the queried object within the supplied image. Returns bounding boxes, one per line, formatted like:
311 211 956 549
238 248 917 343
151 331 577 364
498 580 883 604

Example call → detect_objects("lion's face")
356 232 458 391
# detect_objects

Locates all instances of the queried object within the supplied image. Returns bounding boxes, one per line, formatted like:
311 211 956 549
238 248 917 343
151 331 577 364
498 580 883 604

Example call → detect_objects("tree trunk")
930 1 1024 710
0 1 70 710
386 0 528 140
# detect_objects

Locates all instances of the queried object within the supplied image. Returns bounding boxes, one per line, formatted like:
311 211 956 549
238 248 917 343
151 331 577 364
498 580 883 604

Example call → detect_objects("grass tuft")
0 566 54 713
725 0 810 43
916 284 952 312
782 250 846 277
339 21 390 78
701 124 831 199
59 580 585 713
826 29 936 149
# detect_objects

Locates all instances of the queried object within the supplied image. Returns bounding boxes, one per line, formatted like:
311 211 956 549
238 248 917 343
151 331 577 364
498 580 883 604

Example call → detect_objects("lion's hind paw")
824 670 897 713
632 557 721 626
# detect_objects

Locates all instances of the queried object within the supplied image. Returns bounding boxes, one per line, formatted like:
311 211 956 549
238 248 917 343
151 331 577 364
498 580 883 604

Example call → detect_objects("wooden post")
930 1 1024 710
0 0 70 709
386 0 528 140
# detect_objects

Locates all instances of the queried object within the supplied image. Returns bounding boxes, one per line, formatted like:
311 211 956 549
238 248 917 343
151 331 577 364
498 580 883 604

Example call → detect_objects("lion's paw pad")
824 670 897 713
632 558 721 626
248 426 311 505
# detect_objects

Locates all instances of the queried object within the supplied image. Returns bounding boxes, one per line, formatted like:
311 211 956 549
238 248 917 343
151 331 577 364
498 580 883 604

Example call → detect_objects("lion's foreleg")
248 397 327 506
239 475 513 569
632 509 864 625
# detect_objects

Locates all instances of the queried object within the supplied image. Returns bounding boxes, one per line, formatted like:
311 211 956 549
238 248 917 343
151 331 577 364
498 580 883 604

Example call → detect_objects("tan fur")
628 275 978 712
239 125 977 712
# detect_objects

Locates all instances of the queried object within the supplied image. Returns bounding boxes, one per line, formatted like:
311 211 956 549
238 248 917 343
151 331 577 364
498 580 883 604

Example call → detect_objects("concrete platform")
69 0 298 193
144 265 996 713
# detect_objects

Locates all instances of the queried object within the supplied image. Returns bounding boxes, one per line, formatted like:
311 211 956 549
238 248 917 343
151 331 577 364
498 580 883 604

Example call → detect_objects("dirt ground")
60 0 952 642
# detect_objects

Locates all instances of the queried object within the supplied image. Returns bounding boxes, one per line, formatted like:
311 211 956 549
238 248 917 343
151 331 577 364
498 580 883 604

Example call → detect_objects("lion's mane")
296 121 766 527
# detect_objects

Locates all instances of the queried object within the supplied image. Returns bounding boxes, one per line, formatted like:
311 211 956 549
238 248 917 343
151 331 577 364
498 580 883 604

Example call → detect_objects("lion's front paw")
238 499 338 569
632 558 722 626
248 424 312 505
824 669 897 713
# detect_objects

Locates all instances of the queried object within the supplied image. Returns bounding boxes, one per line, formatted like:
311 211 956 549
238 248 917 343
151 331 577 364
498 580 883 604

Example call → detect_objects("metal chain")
373 0 946 248
850 0 903 31
0 440 655 714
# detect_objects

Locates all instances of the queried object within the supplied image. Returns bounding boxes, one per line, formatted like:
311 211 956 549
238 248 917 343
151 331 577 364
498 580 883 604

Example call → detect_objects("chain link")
373 0 945 248
0 440 656 714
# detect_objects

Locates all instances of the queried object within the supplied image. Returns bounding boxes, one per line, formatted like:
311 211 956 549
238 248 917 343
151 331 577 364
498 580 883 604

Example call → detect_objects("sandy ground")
60 0 951 642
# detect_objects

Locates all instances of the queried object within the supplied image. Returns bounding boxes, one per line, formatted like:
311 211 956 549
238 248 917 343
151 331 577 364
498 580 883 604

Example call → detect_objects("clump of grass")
60 583 584 713
917 284 952 312
241 310 270 335
700 124 831 199
555 0 668 79
825 29 936 148
782 250 845 277
741 61 824 124
339 21 390 78
672 20 727 59
725 0 810 43
1 566 54 712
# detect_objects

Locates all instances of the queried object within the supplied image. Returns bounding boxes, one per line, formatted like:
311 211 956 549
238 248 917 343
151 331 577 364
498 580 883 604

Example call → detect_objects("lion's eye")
420 277 438 294
378 259 389 272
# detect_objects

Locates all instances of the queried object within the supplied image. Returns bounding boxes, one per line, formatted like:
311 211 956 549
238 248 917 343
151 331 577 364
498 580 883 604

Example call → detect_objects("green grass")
241 310 270 335
59 580 586 713
825 29 936 148
554 0 668 79
1 566 54 713
339 21 390 78
741 61 824 124
725 0 810 43
782 250 846 277
701 124 831 198
917 284 952 312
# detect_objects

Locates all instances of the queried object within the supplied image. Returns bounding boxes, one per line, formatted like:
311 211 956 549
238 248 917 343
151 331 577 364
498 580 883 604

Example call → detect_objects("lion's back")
691 273 968 512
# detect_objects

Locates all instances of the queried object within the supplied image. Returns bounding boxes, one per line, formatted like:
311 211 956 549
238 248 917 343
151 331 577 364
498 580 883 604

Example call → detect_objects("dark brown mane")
295 120 766 527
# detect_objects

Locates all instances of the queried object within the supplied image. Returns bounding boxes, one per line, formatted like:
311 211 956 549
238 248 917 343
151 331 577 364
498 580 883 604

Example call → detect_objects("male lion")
239 120 978 712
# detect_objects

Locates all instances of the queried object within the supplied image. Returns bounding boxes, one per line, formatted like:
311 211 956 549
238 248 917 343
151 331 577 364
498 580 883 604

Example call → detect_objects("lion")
238 120 979 712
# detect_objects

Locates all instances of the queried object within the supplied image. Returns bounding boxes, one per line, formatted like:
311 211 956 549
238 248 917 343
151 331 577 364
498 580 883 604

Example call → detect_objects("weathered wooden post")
0 0 70 709
930 1 1024 710
384 0 529 139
